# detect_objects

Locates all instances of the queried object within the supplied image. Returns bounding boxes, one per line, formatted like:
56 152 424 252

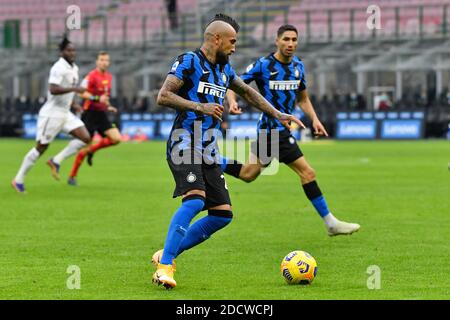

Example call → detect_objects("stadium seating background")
0 0 449 138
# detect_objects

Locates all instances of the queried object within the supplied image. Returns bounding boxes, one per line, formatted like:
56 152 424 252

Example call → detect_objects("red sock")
70 151 87 178
89 137 113 154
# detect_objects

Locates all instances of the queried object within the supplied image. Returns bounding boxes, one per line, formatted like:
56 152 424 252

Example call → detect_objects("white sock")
15 147 41 184
53 139 86 165
323 212 338 228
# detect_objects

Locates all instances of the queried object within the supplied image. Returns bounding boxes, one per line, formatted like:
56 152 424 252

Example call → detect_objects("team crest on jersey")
246 63 254 73
187 172 197 183
289 137 296 144
222 73 227 84
171 61 180 72
295 68 300 78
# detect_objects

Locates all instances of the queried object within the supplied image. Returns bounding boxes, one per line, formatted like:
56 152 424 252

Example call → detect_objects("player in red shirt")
68 51 122 185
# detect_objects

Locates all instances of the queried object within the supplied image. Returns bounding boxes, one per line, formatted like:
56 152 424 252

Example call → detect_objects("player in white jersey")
12 37 91 193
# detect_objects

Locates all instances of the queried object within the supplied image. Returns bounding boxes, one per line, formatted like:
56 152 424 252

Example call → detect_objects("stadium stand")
253 0 450 42
0 0 449 138
0 0 200 47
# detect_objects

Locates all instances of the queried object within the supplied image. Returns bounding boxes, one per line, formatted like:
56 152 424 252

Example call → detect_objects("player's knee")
208 210 233 228
240 169 258 183
36 143 48 154
303 167 316 182
81 134 91 145
182 194 206 211
111 136 121 145
241 173 255 183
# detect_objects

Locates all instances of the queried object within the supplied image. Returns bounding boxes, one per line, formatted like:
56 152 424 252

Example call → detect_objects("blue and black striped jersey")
166 49 236 162
241 53 307 132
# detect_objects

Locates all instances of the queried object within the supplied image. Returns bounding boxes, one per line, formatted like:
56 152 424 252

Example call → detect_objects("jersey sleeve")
48 65 64 85
80 74 90 89
240 59 262 84
227 65 237 85
298 62 307 91
168 53 194 82
81 71 98 95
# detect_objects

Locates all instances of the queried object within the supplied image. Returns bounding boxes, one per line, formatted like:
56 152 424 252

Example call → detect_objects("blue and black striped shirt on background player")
240 53 306 132
167 49 236 163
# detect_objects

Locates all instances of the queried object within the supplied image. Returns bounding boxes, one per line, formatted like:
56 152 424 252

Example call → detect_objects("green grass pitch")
0 138 449 299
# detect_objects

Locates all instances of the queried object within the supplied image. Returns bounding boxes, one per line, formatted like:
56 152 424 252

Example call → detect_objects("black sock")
302 180 323 200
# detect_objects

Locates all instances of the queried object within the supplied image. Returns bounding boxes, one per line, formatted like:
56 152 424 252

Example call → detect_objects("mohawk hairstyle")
206 13 240 33
59 35 71 51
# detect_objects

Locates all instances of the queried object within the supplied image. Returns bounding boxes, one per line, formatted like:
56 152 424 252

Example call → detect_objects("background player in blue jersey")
151 15 306 289
223 25 360 237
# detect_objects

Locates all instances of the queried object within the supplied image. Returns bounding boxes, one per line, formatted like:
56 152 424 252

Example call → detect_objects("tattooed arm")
157 75 224 120
229 76 306 129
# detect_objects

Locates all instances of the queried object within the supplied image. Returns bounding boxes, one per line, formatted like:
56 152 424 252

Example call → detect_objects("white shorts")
36 112 84 144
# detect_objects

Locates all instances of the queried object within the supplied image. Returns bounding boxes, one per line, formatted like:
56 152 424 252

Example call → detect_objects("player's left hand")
312 119 329 137
277 112 306 131
108 106 118 113
72 104 83 114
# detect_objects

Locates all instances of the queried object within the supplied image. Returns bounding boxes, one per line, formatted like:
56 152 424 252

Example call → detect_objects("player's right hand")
228 99 243 115
100 94 110 105
312 118 329 137
74 87 86 94
199 103 224 121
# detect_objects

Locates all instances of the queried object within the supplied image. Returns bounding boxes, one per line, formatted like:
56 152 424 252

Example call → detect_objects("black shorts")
251 129 303 165
167 159 231 209
81 110 114 137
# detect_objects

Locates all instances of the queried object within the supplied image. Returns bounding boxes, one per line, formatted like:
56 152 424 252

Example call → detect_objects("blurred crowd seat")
253 0 450 41
0 0 198 46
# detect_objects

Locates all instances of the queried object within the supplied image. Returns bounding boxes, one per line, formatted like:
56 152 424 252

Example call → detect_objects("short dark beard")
283 51 293 59
216 51 229 65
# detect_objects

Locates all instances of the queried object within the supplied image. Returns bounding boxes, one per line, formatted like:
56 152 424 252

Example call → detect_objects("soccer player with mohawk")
151 14 306 289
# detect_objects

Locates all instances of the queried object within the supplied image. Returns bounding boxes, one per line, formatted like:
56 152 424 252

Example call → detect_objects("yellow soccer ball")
280 250 318 285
